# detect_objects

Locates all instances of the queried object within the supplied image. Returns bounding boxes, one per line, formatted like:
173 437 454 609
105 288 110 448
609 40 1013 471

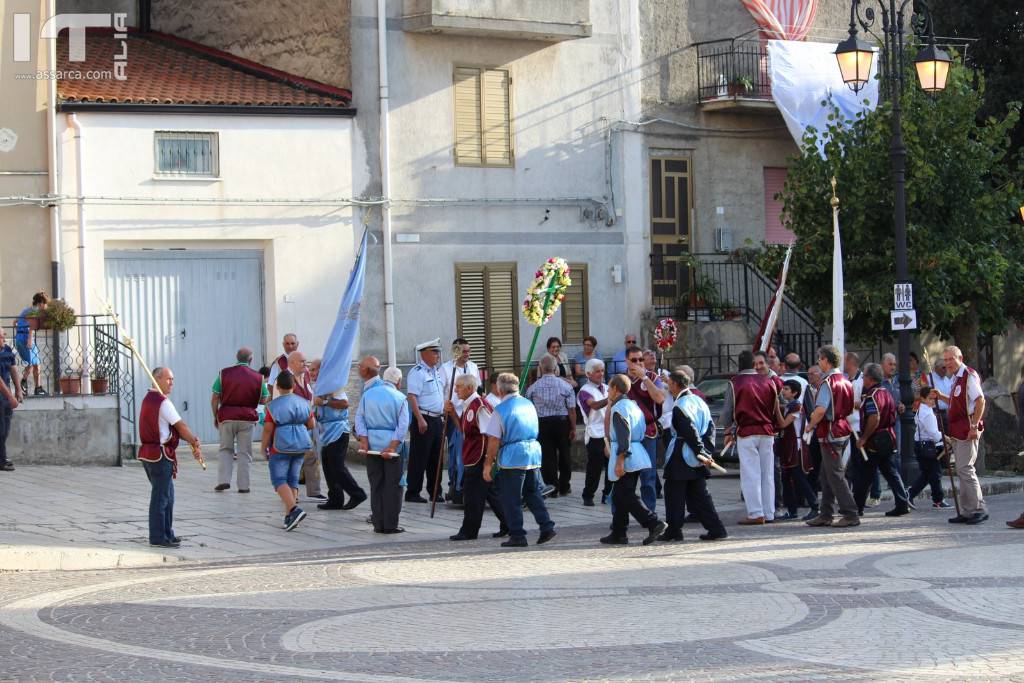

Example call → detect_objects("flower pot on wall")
59 376 82 395
90 377 109 394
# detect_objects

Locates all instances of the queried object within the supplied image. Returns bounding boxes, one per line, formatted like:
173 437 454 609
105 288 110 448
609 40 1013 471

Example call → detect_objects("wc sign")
12 12 128 81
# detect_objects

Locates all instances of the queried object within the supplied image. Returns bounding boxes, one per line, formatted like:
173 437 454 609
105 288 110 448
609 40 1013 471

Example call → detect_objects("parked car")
695 374 733 459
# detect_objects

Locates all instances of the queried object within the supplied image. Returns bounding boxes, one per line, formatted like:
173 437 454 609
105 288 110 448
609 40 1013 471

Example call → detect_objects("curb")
0 546 182 572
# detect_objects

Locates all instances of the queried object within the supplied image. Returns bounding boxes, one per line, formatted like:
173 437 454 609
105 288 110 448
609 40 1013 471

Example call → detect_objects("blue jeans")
447 423 465 494
638 436 658 512
143 458 175 544
499 468 555 540
268 453 304 489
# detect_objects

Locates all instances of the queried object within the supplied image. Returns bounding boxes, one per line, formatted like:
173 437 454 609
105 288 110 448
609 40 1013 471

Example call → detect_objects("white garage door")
105 250 265 444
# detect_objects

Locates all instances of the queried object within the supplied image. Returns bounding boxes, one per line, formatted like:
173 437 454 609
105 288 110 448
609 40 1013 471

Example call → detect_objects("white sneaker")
865 497 880 507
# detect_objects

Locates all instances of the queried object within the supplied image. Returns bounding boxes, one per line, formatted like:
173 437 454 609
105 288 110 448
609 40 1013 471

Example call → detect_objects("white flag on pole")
831 184 844 359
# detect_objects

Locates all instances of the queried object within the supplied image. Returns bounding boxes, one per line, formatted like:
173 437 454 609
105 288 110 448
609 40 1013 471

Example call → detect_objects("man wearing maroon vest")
930 345 987 525
721 350 779 524
853 363 911 517
804 345 860 528
211 347 268 493
268 333 301 398
139 367 202 548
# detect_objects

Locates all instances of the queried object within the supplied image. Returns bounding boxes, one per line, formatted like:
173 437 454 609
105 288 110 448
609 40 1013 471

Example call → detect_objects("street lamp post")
835 1 951 482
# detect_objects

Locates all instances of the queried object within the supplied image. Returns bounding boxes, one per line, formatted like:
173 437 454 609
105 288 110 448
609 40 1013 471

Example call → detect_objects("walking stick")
99 295 205 469
934 403 960 517
430 342 462 518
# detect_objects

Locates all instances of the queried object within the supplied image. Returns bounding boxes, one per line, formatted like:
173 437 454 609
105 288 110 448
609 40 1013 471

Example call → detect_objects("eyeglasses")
628 357 643 363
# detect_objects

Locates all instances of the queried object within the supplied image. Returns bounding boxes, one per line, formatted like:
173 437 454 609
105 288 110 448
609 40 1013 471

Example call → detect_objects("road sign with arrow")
890 309 917 331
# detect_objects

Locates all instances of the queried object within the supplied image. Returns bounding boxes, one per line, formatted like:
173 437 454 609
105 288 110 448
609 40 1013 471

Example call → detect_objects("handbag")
914 440 938 460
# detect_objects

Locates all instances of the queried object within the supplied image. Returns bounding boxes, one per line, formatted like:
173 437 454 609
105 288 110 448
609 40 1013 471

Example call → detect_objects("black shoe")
965 512 989 525
492 529 509 538
644 520 667 546
285 507 307 531
582 498 595 507
699 531 728 541
237 489 250 494
537 529 557 545
20 378 27 394
949 515 969 524
450 533 477 541
501 537 528 547
214 483 230 491
150 539 181 548
317 503 345 510
342 493 367 510
600 534 628 545
559 486 571 496
382 527 405 534
34 387 47 396
885 507 910 517
657 529 684 542
405 494 428 503
0 462 14 472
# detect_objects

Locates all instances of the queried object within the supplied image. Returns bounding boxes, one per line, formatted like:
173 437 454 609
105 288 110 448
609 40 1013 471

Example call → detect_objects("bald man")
211 347 268 493
355 356 409 533
289 350 326 502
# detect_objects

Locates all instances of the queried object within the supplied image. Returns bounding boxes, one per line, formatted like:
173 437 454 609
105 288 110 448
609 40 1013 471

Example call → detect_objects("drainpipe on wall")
377 0 397 367
66 113 90 386
45 0 62 388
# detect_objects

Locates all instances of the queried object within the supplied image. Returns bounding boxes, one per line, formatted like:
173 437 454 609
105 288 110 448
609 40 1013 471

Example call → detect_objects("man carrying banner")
139 367 203 547
355 356 409 534
804 345 860 528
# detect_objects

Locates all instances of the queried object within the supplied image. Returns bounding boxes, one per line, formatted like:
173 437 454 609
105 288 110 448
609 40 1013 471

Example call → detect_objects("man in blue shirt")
0 328 23 471
608 333 637 376
356 356 410 534
405 338 446 503
15 292 49 396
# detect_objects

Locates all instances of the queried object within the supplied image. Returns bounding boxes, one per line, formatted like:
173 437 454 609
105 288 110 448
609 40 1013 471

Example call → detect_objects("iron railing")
1 314 136 448
695 35 773 103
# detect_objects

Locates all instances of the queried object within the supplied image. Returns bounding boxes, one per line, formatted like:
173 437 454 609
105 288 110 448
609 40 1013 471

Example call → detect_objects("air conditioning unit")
714 227 732 252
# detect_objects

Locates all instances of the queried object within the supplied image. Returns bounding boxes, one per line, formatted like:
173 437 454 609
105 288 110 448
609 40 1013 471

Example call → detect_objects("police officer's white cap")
415 338 441 352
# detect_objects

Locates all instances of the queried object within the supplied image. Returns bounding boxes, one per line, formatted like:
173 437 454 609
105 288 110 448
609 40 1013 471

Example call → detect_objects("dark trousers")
807 438 823 492
407 415 443 499
582 438 611 501
0 395 11 465
538 416 573 493
610 470 658 536
499 468 554 540
321 434 364 505
854 433 909 513
908 443 944 503
143 457 175 544
459 462 507 537
782 465 818 515
365 454 403 532
663 463 725 536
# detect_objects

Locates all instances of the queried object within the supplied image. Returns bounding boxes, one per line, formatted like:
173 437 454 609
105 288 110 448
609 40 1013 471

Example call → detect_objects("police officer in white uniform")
406 338 446 503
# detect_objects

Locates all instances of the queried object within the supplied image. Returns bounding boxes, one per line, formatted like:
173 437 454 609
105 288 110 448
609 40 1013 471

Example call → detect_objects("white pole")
45 0 61 294
67 113 90 386
831 179 844 361
377 0 397 367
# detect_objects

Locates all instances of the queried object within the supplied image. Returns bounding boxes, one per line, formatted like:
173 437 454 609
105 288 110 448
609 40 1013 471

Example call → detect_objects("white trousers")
738 434 776 520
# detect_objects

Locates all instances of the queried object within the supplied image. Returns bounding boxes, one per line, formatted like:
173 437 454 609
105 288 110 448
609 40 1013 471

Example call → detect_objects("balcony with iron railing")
695 35 777 112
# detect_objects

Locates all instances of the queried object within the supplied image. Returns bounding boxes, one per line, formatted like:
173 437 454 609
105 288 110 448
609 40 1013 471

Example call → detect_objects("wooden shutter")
454 67 482 165
481 69 512 167
456 263 520 373
764 167 794 244
561 263 588 343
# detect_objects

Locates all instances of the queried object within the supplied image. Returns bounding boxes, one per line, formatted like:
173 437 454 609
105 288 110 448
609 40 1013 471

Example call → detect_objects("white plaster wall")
57 112 363 360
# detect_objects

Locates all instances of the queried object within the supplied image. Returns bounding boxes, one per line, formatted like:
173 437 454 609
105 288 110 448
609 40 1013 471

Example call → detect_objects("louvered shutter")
456 267 488 363
764 167 794 244
561 263 588 343
454 67 482 165
486 268 518 371
481 69 512 167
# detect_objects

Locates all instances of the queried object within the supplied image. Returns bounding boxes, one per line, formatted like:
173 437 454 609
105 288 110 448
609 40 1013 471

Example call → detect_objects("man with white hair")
578 358 610 506
356 357 409 533
448 373 508 540
268 333 302 398
930 345 988 525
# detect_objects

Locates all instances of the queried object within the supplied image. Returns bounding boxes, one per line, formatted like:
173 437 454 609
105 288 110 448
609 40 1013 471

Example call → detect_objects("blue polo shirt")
0 344 16 387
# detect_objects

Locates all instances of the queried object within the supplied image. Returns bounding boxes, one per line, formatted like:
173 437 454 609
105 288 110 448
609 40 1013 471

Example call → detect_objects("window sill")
151 175 221 182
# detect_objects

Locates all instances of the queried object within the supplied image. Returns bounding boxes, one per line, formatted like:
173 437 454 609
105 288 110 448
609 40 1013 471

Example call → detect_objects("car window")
697 379 729 402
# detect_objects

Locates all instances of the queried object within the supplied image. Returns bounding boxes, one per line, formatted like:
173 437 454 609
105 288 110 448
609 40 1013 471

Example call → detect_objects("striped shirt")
525 374 574 418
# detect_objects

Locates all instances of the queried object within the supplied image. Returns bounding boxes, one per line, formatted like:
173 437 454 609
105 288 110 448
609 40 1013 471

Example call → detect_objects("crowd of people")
4 315 1024 546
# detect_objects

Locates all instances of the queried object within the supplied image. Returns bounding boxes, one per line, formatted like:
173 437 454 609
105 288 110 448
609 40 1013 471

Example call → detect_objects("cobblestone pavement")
2 492 1024 682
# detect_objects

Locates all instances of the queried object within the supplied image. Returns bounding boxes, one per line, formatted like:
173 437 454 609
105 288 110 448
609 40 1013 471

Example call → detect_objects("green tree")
776 57 1021 364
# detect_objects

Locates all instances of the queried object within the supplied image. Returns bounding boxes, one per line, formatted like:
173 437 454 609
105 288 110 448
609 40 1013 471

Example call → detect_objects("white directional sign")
890 309 917 331
894 282 913 310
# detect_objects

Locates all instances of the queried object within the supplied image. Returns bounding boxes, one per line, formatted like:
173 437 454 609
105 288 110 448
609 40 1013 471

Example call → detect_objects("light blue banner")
315 230 368 395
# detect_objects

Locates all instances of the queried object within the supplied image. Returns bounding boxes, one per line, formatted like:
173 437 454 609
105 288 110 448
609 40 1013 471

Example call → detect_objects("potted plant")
90 369 110 395
44 298 78 333
59 369 83 396
723 303 743 320
728 75 754 97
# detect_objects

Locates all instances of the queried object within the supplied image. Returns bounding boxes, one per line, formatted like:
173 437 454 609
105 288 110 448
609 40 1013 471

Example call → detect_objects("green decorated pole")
518 280 557 393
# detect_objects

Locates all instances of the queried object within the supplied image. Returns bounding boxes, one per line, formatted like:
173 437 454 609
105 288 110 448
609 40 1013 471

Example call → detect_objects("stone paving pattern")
1 477 1023 682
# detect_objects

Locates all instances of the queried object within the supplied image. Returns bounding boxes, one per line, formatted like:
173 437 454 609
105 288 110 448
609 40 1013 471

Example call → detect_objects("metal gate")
105 250 265 444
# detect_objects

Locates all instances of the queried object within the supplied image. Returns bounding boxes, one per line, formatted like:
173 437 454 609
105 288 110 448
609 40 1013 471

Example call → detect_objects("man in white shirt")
907 387 951 508
925 360 953 430
440 338 481 504
577 358 610 506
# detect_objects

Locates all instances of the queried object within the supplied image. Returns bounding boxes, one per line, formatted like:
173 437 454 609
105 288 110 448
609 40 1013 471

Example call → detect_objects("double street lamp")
834 0 951 479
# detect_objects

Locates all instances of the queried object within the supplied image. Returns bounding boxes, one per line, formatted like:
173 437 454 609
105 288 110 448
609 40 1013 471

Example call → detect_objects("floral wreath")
654 318 677 351
522 258 571 326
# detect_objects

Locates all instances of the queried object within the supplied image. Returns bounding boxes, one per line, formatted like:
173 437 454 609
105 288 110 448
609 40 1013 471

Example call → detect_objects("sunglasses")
628 357 643 363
